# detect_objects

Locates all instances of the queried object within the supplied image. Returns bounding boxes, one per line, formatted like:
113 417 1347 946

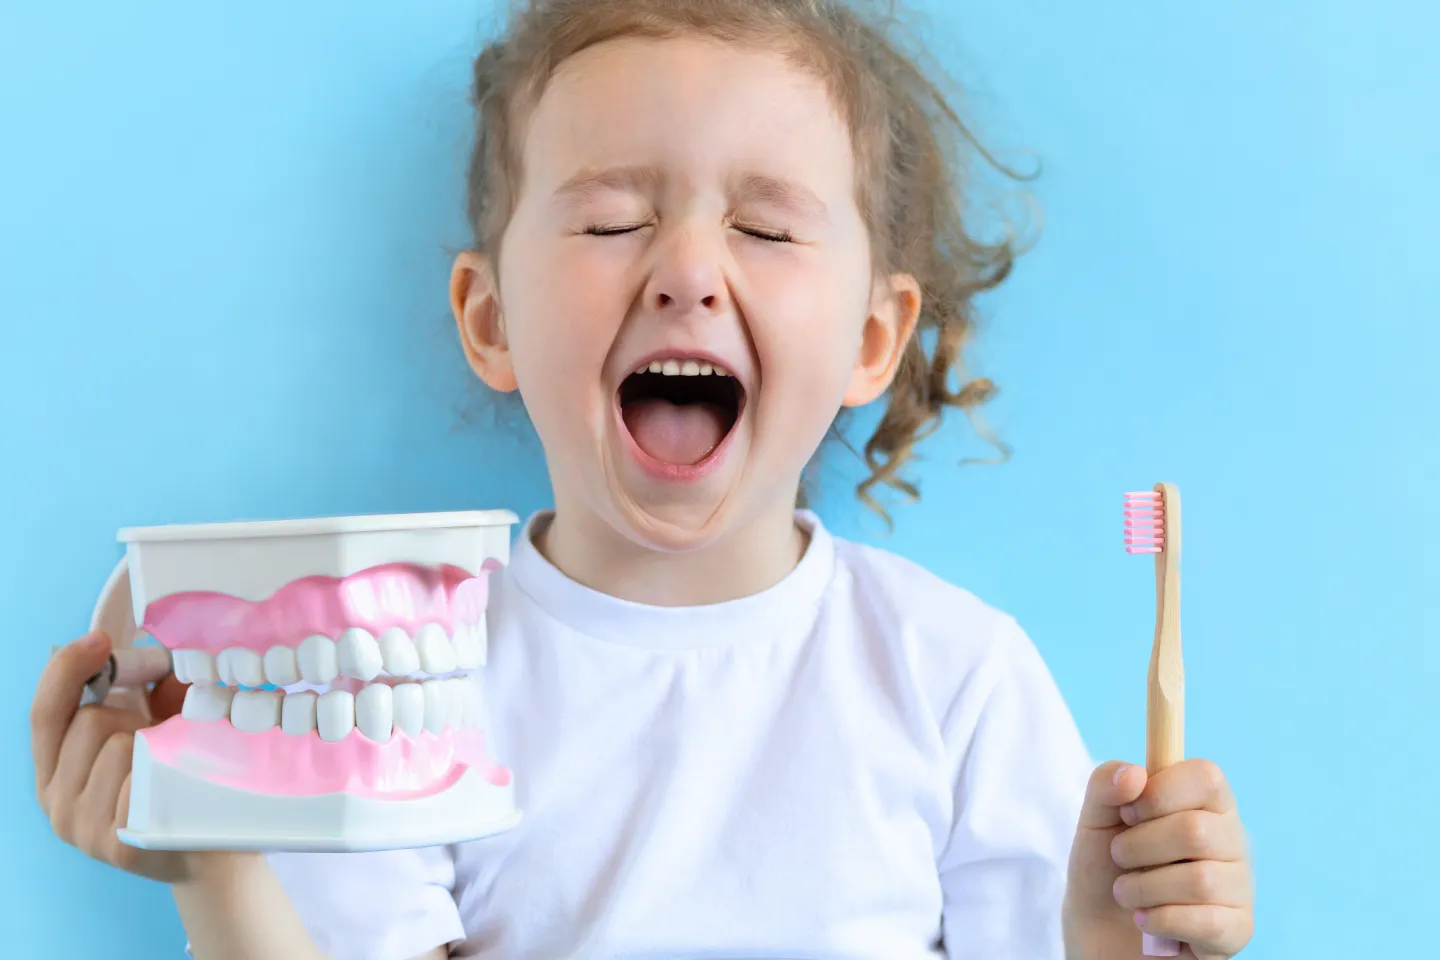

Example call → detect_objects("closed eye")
735 225 793 243
582 223 793 243
583 223 649 236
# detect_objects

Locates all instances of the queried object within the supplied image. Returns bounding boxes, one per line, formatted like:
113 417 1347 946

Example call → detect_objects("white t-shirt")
260 511 1093 959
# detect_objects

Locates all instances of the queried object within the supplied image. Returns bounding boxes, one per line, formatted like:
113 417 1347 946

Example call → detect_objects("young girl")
31 0 1255 957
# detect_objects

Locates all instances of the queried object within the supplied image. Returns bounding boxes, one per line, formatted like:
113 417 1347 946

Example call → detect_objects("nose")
642 229 729 316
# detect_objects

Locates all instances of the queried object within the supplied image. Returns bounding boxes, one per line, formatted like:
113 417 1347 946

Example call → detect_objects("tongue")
622 398 728 465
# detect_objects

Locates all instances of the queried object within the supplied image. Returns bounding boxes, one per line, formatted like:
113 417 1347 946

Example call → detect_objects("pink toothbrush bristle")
1124 490 1165 554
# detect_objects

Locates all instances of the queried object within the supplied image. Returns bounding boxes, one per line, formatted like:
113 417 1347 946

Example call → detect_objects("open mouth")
618 359 745 467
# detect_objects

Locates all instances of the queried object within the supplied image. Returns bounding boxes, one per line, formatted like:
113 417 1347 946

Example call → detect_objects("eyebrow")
552 165 664 207
733 174 830 225
551 165 830 224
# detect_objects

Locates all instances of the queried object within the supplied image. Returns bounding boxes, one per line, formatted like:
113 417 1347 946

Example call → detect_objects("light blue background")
2 1 1435 955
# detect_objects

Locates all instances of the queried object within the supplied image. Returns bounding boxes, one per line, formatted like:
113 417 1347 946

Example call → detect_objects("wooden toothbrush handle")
1145 484 1185 956
1147 628 1184 773
1147 481 1184 775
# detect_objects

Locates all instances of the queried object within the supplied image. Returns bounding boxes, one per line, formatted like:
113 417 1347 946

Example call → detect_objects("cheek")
501 240 624 412
748 254 870 409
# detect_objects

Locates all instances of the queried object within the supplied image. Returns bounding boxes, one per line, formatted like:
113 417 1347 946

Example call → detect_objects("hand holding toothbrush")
1063 758 1254 959
1062 484 1254 959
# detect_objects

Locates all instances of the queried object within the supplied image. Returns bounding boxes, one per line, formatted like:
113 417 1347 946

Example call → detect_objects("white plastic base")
120 730 521 853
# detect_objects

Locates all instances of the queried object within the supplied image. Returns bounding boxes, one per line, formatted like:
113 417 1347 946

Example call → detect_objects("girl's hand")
31 631 194 883
1063 759 1255 960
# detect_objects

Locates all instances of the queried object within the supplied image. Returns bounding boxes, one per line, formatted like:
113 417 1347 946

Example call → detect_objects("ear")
451 250 518 392
842 272 922 407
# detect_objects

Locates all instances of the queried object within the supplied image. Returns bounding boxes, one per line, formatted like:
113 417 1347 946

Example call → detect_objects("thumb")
33 632 115 796
1066 760 1148 917
51 629 115 678
46 631 117 704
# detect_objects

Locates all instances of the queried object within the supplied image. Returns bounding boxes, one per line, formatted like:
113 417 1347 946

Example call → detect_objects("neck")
534 497 808 607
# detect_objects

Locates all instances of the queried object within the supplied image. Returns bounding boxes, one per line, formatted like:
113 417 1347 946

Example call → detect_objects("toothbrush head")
1124 489 1165 554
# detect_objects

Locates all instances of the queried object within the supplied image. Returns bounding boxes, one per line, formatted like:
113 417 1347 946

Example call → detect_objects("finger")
1113 860 1253 910
1066 761 1151 917
1120 758 1236 826
31 632 113 797
1078 761 1149 830
115 768 132 827
104 684 151 716
76 731 134 854
106 770 156 877
1135 904 1254 957
1112 810 1248 870
45 704 143 827
147 673 189 722
113 646 173 687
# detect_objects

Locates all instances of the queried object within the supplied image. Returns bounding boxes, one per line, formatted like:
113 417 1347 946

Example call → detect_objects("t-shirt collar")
505 509 836 649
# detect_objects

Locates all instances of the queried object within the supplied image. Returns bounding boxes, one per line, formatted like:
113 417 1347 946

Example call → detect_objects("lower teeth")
181 676 479 741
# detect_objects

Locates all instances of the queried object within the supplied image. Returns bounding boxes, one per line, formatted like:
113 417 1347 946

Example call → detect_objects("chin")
603 475 745 554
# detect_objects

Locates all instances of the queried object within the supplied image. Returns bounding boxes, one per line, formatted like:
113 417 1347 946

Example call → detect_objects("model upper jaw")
148 561 495 748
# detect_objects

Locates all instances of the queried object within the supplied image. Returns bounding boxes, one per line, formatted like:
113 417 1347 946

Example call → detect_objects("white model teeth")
263 645 300 686
184 678 480 740
416 623 457 674
174 650 218 685
452 621 486 669
182 684 235 723
421 678 454 733
231 690 282 733
172 618 487 717
217 647 264 687
644 358 731 377
355 683 393 742
317 690 355 742
456 677 485 728
393 681 424 736
338 627 384 681
297 634 339 684
281 690 318 736
379 627 420 675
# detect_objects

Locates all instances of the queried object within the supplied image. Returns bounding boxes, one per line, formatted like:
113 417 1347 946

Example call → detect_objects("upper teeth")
645 359 729 377
171 620 487 688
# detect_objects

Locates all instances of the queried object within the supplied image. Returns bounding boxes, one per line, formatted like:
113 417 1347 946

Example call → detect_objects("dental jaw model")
95 510 522 853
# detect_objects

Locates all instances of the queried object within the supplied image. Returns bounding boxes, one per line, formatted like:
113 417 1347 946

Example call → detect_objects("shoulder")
823 527 1087 770
829 532 1018 654
825 532 1037 703
826 527 1091 777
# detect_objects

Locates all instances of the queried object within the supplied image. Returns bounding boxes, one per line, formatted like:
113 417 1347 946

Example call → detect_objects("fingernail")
1120 804 1138 825
1113 764 1133 786
1133 910 1147 928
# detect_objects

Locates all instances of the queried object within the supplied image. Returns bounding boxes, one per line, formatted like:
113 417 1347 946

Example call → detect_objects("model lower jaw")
143 712 508 800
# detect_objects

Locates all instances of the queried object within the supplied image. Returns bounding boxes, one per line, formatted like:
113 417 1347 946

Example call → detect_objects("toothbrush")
1124 483 1184 958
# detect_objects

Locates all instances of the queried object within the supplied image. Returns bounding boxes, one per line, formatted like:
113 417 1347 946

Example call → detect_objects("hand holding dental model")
33 633 347 959
34 511 521 857
32 632 189 882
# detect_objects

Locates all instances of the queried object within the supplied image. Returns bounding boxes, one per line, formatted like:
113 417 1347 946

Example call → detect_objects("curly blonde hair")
464 0 1025 519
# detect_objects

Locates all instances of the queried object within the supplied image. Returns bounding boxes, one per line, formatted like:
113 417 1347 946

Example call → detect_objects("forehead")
519 34 857 198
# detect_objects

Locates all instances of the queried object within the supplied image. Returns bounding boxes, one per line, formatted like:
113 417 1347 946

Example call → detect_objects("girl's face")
455 35 918 553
